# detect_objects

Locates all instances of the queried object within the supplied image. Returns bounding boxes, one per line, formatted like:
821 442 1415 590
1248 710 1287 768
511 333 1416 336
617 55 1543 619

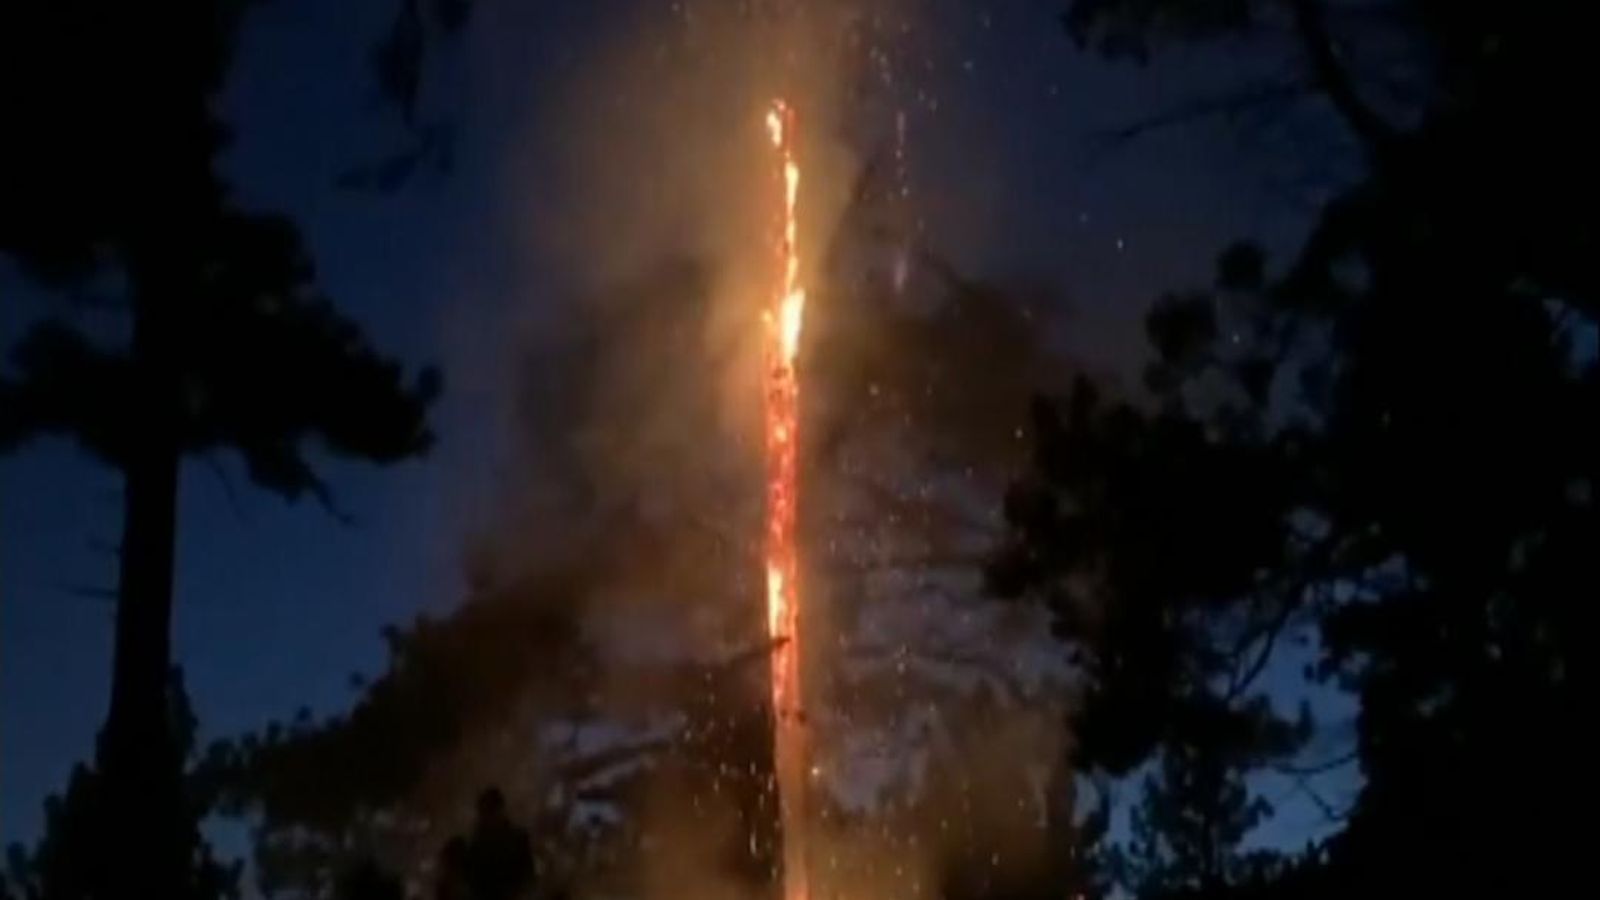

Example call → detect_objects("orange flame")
764 98 810 900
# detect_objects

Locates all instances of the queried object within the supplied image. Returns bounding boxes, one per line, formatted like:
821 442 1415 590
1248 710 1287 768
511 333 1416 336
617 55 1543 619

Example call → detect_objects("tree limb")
1290 772 1349 822
1225 597 1295 701
1270 749 1358 776
61 583 118 604
1288 0 1397 149
1091 80 1316 145
203 453 253 524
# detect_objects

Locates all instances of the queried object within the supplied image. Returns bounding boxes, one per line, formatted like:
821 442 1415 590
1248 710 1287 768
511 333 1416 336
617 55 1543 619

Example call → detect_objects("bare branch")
204 453 253 524
60 583 117 604
554 735 669 786
1288 0 1397 148
1225 597 1295 701
1290 772 1350 823
1270 749 1358 776
1225 534 1351 702
1091 80 1316 146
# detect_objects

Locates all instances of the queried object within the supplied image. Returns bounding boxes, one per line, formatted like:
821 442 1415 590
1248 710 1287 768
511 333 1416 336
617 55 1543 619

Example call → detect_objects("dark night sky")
2 0 1338 845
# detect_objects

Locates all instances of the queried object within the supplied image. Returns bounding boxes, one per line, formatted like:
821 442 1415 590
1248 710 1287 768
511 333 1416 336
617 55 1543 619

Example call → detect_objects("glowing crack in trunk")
763 98 809 900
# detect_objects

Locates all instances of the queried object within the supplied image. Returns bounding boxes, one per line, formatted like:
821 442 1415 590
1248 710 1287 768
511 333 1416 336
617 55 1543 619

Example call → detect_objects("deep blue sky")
2 0 1332 844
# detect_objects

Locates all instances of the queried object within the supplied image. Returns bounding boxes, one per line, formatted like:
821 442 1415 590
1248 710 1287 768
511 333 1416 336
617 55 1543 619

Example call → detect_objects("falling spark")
764 98 810 900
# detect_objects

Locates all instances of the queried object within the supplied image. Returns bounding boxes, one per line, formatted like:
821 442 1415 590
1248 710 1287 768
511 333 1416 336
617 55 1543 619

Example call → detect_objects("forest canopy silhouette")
2 2 1593 900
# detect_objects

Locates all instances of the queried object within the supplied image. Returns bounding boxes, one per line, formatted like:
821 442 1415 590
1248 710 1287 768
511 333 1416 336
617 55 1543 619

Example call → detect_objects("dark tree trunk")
98 274 187 900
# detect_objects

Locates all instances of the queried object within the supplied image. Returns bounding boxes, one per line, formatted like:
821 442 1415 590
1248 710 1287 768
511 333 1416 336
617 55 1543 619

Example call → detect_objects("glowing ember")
763 98 810 900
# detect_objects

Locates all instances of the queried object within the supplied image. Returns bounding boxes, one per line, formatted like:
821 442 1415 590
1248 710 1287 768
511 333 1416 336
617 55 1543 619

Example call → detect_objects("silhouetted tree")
995 1 1593 896
1111 740 1276 898
210 244 1085 898
0 673 240 900
208 558 780 898
203 564 591 898
1 5 438 897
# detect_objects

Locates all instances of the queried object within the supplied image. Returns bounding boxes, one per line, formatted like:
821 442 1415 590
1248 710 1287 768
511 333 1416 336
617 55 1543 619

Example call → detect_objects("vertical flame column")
763 98 810 900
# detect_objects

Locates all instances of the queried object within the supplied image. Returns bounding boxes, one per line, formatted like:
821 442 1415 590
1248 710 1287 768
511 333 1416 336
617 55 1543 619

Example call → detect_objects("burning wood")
763 97 810 900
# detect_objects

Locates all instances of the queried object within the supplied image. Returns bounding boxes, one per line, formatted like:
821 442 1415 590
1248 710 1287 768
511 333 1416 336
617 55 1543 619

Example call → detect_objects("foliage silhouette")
210 239 1081 898
319 789 550 900
205 565 600 897
1 5 438 897
994 1 1593 896
209 554 786 898
0 673 240 900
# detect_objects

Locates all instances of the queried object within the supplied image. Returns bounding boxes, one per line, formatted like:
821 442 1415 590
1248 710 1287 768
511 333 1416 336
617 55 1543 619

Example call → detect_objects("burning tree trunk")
763 98 811 900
